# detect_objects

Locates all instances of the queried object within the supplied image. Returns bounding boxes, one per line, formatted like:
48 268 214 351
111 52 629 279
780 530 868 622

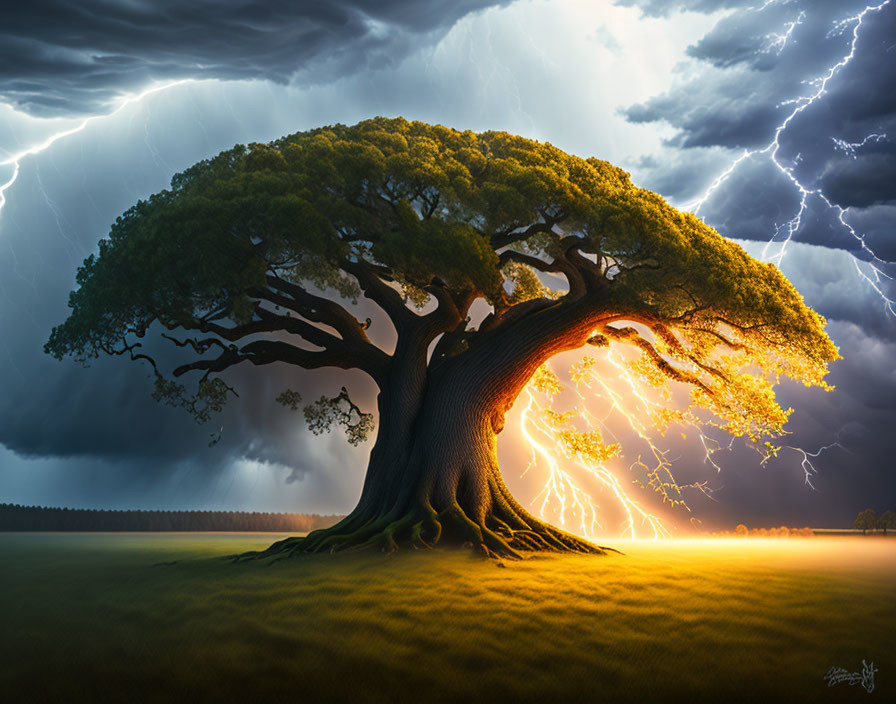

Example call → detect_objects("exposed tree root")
232 498 618 563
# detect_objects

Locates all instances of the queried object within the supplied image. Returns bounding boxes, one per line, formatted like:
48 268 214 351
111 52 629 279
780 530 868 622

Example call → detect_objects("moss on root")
233 501 616 564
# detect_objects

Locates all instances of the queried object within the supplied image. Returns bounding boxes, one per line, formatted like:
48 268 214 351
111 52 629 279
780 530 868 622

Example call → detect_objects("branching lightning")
520 361 672 541
0 81 189 226
783 442 842 489
520 343 844 540
687 2 894 314
831 133 887 158
762 10 805 54
519 347 756 541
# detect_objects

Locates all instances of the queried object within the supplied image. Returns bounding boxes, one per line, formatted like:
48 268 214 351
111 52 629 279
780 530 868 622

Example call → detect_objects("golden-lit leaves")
525 296 835 537
557 429 621 465
530 365 563 396
649 407 687 435
543 409 575 427
522 362 674 539
616 324 796 442
569 355 598 385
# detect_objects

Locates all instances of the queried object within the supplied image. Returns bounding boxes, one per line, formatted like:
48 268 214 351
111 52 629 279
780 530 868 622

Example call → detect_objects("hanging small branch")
152 375 233 424
277 386 375 446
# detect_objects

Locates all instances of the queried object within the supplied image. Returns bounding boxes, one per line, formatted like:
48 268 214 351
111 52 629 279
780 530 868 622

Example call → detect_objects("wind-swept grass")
1 534 893 703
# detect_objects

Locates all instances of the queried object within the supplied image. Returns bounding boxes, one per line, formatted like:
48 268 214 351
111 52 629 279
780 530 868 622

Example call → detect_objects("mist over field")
2 534 892 701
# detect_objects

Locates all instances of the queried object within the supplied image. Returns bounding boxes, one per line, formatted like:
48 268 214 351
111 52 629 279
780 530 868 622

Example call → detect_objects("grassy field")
1 533 893 703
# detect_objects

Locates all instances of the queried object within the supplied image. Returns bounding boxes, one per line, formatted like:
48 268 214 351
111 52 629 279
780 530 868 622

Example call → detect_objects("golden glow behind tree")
45 117 839 558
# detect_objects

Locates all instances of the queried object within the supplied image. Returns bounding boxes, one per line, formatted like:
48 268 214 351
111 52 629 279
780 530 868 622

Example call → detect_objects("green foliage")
151 376 230 424
371 200 502 301
47 117 837 363
45 116 839 435
396 277 431 308
279 387 374 446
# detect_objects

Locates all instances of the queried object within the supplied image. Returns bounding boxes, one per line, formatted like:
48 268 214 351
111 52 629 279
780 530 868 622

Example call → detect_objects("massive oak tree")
46 117 839 558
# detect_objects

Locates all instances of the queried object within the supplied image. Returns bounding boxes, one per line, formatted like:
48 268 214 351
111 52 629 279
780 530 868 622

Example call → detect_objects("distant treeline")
0 503 343 532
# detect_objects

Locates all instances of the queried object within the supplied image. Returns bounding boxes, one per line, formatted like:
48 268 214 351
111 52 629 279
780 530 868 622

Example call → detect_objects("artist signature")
824 660 876 693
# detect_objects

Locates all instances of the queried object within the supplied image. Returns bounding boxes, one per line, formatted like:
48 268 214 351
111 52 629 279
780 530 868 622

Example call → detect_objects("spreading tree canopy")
46 117 839 558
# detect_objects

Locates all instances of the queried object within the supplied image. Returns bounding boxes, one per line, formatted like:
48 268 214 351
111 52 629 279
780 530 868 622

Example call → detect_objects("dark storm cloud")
0 0 507 117
622 2 886 150
690 158 802 237
0 98 383 513
624 75 783 150
620 0 896 264
764 240 896 339
630 149 732 203
819 149 896 209
715 242 896 524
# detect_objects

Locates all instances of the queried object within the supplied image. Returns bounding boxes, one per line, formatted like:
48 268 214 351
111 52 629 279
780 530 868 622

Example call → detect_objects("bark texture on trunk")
243 301 617 561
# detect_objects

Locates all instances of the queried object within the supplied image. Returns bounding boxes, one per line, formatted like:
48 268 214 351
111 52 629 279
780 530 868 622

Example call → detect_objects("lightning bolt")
687 2 894 314
0 80 190 227
520 347 743 541
749 0 794 11
521 379 672 541
763 10 806 54
520 321 847 539
698 432 735 473
785 437 848 489
831 133 887 158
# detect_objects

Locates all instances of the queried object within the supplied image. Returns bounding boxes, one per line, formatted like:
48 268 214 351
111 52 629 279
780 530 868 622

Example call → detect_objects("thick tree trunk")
249 371 601 560
244 302 617 561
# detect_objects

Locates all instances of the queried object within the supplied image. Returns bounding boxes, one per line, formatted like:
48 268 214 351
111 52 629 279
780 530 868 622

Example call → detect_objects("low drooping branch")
171 338 387 380
648 321 731 383
99 337 160 374
160 332 231 356
601 325 714 397
260 275 374 347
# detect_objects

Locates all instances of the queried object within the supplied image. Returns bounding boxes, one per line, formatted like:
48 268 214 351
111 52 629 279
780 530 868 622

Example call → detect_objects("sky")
0 0 893 535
